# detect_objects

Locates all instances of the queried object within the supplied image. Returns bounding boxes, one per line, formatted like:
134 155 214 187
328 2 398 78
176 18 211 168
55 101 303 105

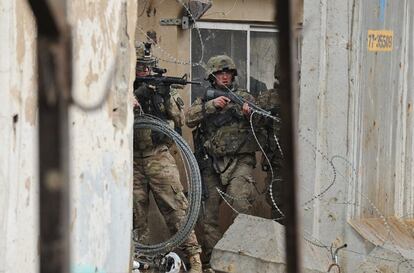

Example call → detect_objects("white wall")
0 1 137 273
0 1 38 272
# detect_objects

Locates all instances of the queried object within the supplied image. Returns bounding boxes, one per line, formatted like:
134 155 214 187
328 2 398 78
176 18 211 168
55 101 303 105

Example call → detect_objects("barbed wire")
202 0 240 18
136 26 192 66
299 133 338 206
280 134 413 270
136 0 206 67
332 155 414 269
298 142 414 272
176 0 205 66
250 110 285 219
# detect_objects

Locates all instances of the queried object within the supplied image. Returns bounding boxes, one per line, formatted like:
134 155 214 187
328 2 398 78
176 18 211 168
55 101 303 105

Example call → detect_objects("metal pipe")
275 0 302 272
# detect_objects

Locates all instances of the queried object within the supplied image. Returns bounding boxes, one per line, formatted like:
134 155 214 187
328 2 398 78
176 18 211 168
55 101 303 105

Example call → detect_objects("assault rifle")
205 88 271 114
135 66 201 87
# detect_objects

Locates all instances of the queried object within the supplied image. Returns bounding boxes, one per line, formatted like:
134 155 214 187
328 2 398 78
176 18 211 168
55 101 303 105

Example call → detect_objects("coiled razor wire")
250 110 285 220
299 133 337 207
133 114 202 256
300 151 414 271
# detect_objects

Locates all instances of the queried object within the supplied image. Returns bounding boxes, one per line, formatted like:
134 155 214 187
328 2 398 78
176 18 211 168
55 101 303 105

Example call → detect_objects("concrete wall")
0 1 137 273
299 0 413 272
0 1 38 272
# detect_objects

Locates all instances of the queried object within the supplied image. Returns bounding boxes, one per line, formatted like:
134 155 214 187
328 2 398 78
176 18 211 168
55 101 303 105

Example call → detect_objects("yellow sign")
367 30 393 52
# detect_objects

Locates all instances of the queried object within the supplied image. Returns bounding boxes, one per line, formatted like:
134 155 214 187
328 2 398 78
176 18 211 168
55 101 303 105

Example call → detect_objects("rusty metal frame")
27 1 72 272
275 0 302 272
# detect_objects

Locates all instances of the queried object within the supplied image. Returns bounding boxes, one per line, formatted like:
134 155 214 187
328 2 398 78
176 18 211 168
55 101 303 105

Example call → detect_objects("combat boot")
188 254 203 273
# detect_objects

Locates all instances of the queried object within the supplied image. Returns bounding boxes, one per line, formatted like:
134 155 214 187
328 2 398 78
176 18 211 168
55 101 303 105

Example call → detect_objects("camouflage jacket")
186 87 258 158
134 83 184 157
256 87 283 164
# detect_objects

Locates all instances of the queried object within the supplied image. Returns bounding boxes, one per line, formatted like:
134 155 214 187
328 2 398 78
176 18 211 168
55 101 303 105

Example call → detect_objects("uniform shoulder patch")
175 97 185 109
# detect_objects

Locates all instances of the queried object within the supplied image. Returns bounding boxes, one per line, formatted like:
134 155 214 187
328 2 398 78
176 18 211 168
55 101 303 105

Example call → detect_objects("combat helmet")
135 42 156 71
205 55 238 82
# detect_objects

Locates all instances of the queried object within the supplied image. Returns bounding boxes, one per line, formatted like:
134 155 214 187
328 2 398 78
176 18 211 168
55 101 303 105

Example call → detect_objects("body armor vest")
200 89 258 157
134 84 172 152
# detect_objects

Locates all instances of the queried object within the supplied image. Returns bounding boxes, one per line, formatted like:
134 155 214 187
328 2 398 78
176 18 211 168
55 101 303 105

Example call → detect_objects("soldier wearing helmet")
256 61 285 223
185 55 259 270
132 42 203 273
134 42 156 88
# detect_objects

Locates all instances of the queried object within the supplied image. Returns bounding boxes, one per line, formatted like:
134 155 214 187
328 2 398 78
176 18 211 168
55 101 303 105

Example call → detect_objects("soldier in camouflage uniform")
133 43 202 273
256 63 285 222
185 55 258 270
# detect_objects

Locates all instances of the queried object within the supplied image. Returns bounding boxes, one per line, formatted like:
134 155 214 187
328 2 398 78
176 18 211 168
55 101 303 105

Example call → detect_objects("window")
190 22 279 101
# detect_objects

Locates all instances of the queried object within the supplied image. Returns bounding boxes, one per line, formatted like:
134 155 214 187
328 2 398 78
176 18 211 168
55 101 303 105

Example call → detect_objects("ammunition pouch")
133 119 173 152
204 126 256 157
192 127 211 201
193 127 210 171
134 128 153 151
211 106 243 127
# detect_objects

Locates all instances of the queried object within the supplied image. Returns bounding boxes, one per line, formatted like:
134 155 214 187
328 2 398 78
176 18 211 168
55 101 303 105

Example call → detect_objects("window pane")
250 31 278 97
191 28 247 102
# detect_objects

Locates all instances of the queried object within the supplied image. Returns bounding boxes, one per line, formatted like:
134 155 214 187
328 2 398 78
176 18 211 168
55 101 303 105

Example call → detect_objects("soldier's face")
214 71 233 88
136 66 150 77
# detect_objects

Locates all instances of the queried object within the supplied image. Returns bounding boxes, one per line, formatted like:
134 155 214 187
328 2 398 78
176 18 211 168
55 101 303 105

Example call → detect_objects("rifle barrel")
136 76 201 85
187 81 201 85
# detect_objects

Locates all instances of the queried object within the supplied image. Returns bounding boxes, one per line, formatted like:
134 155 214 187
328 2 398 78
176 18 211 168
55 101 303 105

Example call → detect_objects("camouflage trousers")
133 146 201 256
198 154 257 264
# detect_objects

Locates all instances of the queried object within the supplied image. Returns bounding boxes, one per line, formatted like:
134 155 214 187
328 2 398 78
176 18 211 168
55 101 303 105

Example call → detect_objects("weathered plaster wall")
0 1 38 272
0 1 137 273
69 1 137 273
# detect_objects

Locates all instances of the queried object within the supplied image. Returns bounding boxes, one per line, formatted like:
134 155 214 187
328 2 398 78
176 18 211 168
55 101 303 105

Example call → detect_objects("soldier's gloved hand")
132 97 140 108
242 102 251 116
212 96 230 109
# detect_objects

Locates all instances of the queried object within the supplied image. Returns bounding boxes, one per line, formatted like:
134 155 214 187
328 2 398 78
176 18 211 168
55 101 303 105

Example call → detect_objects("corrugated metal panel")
300 0 414 272
352 0 414 218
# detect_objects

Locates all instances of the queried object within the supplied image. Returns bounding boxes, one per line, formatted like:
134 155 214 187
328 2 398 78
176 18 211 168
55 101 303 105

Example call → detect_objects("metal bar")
275 0 302 272
247 26 251 90
27 1 71 273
